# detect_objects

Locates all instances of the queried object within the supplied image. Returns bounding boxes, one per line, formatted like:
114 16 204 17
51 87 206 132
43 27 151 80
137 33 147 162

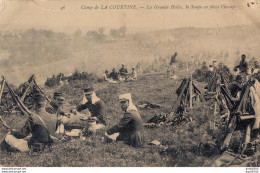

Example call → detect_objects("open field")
0 70 259 167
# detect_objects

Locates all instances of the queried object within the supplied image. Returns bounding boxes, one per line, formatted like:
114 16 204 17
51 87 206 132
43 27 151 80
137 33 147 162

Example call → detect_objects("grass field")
0 71 259 167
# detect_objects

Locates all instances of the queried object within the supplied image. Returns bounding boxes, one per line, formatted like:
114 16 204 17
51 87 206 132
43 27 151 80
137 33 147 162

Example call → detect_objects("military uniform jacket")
119 68 128 76
107 110 144 147
236 60 248 73
76 100 106 125
45 101 66 116
13 110 58 149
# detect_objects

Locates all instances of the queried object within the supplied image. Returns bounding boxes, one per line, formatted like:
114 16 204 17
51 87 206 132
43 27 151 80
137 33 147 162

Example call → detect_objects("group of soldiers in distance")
196 54 259 113
103 64 137 82
193 54 259 83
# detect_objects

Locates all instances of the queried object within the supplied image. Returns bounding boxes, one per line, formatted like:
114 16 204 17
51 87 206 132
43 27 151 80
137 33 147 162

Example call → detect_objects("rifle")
33 79 51 103
20 78 35 102
2 76 58 141
0 116 11 129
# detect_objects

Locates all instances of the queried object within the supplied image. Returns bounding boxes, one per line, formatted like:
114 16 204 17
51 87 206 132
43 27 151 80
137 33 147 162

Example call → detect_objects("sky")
0 0 260 33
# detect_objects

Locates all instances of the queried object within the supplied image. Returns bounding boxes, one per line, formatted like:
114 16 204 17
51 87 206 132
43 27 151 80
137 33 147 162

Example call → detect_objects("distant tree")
73 29 82 40
86 29 105 41
98 27 105 34
110 26 127 39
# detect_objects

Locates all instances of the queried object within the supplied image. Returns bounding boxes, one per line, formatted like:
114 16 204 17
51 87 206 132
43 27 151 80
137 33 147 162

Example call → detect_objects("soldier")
106 93 144 147
46 92 65 116
228 75 243 102
1 93 59 152
201 61 208 72
131 67 137 80
103 70 109 81
234 54 248 73
119 64 128 81
234 54 248 82
167 53 178 78
109 68 119 81
46 92 67 134
73 87 107 130
126 67 137 81
169 52 177 65
212 60 218 72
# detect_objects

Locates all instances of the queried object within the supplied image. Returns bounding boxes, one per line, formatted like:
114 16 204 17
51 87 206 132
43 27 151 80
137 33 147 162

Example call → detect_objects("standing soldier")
167 53 178 78
234 54 248 83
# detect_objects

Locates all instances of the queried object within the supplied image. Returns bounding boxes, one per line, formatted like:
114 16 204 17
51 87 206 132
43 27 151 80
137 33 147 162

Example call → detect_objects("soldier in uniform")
73 87 107 130
1 94 59 152
234 54 248 83
106 93 144 147
119 64 128 81
109 68 119 81
46 92 66 116
46 92 67 134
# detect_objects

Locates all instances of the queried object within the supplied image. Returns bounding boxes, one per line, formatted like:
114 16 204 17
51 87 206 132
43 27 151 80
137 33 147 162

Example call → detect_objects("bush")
67 70 97 82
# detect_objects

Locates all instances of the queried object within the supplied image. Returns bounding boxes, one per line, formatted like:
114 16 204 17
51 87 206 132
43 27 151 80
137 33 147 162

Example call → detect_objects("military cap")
35 93 46 107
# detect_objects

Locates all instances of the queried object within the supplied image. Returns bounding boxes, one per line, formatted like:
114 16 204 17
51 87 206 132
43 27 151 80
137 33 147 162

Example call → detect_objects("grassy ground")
0 71 259 167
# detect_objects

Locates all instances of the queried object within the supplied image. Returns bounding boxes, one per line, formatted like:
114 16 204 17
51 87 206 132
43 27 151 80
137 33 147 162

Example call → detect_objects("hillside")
0 70 259 167
0 23 260 85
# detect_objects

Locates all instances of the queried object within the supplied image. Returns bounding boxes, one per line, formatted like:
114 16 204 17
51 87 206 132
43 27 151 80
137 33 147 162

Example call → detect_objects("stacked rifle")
175 75 204 113
221 78 258 154
0 75 50 129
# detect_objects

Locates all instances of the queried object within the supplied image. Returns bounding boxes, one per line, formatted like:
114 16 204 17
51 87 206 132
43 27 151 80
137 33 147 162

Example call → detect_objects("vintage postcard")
0 0 259 169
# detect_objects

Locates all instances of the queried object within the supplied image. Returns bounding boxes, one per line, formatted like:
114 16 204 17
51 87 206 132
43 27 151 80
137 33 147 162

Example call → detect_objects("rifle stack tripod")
0 75 51 130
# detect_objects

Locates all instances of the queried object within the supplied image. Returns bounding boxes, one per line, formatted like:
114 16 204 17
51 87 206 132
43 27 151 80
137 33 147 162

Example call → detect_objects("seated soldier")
108 68 119 81
119 64 128 81
72 87 106 132
103 70 109 81
1 94 59 152
126 67 138 81
105 93 144 147
131 67 137 80
46 92 67 134
46 92 66 116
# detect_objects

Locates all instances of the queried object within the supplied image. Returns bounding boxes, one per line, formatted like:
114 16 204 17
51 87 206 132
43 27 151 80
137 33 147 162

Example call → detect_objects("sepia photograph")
0 0 259 169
